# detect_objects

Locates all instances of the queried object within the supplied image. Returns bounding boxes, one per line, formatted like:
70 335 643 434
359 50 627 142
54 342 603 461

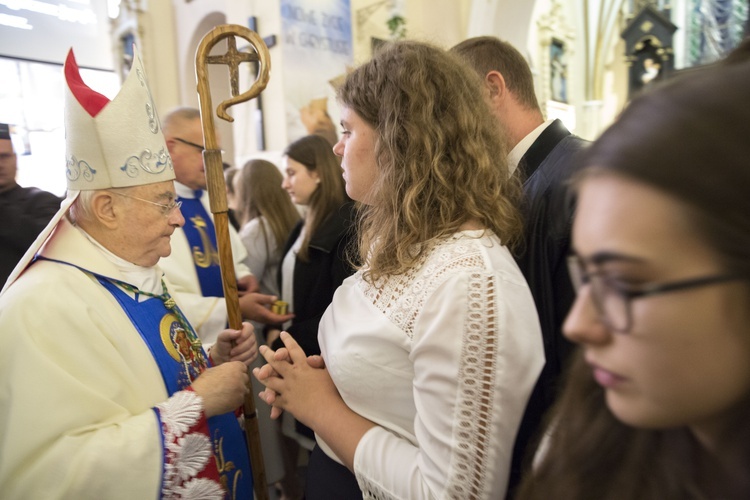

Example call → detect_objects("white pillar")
581 100 604 140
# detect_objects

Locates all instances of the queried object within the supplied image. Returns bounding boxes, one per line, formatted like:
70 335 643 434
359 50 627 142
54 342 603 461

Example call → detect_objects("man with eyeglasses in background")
0 122 61 285
160 107 293 347
160 109 294 498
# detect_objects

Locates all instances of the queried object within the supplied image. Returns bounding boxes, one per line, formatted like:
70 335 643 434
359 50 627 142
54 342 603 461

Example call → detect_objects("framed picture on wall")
550 38 568 103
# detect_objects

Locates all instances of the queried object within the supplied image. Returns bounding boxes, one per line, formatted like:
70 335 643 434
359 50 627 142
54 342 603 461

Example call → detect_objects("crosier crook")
195 24 272 500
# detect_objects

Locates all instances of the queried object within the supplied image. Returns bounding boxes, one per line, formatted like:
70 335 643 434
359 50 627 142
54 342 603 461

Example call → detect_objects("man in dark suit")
451 36 590 498
0 123 61 285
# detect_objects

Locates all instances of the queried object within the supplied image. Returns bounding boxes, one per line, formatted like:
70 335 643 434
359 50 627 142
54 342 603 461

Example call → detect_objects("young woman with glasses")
518 60 750 499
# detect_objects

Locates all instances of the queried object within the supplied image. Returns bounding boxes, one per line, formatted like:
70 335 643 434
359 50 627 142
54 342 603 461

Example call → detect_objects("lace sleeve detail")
154 390 224 499
350 233 524 499
445 271 498 499
357 271 502 500
356 234 487 339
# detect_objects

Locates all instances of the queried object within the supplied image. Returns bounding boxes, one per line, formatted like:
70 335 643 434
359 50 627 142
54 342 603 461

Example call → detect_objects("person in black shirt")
0 123 61 286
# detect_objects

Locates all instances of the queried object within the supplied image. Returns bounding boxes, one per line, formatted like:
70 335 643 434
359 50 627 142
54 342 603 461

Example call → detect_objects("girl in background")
267 134 356 357
234 158 302 500
235 159 300 298
266 134 357 480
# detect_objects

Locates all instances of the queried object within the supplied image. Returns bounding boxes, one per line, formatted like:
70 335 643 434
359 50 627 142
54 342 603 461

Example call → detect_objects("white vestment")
159 183 251 345
0 218 217 499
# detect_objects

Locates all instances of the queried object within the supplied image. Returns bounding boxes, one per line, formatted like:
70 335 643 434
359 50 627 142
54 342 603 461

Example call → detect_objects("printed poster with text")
281 0 353 143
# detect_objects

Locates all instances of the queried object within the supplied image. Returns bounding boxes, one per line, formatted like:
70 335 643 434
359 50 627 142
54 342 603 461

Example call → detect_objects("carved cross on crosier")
206 37 261 98
195 24 270 122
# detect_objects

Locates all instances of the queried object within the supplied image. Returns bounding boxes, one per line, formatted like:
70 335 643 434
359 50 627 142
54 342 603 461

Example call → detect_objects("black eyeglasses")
173 137 225 155
569 255 742 332
173 137 205 152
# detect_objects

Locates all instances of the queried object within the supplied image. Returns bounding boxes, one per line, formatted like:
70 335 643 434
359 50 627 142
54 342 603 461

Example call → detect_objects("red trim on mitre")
64 49 110 117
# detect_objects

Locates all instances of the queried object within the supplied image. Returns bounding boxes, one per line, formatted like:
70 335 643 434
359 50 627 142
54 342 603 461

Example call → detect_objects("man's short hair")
451 36 541 111
161 107 201 137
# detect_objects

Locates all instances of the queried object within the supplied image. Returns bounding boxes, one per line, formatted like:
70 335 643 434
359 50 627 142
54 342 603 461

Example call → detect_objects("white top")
507 119 556 175
159 182 251 346
238 216 281 298
317 230 544 499
280 227 304 331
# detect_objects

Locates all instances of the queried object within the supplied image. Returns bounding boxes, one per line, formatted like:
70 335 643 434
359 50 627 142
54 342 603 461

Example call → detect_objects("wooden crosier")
195 24 271 500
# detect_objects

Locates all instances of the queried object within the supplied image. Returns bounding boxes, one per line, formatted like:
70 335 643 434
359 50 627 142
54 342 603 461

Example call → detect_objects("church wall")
3 1 734 193
467 0 537 53
168 0 477 166
140 0 641 164
400 0 471 49
602 36 630 132
116 0 182 116
169 2 234 163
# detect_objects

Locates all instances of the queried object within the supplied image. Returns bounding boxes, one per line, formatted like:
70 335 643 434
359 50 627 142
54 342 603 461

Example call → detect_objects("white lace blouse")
317 230 544 499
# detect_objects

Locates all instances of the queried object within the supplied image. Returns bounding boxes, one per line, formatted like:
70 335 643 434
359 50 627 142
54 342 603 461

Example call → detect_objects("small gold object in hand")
271 300 288 315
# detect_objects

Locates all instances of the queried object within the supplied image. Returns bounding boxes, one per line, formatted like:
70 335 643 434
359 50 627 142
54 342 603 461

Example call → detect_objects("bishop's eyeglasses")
568 255 742 333
109 191 182 217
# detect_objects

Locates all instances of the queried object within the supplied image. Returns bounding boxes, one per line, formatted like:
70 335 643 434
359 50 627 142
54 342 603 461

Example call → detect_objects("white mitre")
1 46 174 293
64 48 174 189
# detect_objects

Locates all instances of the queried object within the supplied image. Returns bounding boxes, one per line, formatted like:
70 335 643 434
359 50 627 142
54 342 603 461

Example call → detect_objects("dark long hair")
283 134 346 261
519 62 750 499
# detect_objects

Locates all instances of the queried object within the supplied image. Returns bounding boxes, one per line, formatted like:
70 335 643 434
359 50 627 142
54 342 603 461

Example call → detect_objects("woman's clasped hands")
253 331 337 426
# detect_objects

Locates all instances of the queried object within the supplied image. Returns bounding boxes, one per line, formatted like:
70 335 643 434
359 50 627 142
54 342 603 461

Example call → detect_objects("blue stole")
97 278 253 499
178 191 225 297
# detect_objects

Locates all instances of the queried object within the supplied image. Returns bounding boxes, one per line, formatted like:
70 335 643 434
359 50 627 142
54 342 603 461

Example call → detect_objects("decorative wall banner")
281 0 353 144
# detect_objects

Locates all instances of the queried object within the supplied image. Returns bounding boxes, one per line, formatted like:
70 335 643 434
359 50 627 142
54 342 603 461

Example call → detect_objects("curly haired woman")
255 41 544 500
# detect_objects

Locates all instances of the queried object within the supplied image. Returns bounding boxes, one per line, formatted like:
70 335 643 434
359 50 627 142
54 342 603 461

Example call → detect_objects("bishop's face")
111 181 185 267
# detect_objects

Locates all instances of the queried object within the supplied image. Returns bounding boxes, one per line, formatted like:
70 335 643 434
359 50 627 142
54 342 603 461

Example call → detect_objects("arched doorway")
182 12 236 165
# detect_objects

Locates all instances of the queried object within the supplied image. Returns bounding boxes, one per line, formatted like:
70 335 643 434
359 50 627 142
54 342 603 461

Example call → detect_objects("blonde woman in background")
235 159 300 298
234 159 303 500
